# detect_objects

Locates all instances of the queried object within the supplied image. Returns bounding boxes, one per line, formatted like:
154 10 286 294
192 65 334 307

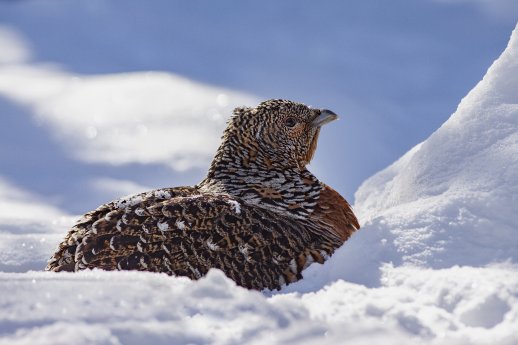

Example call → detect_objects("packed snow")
1 265 518 345
0 12 517 345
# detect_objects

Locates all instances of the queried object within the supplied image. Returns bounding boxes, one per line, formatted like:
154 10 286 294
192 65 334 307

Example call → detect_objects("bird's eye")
285 117 296 128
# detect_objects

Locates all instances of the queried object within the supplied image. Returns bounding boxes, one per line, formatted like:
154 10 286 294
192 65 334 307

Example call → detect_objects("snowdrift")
355 24 518 268
1 266 517 345
0 18 517 345
286 21 518 289
0 179 72 273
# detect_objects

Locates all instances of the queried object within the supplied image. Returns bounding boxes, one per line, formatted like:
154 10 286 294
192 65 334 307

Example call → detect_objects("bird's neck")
198 135 323 219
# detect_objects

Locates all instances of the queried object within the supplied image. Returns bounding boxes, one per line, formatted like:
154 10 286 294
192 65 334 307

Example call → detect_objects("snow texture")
0 16 517 345
356 27 518 269
156 221 170 232
0 65 257 172
281 22 518 291
0 179 73 273
227 200 242 215
0 266 517 345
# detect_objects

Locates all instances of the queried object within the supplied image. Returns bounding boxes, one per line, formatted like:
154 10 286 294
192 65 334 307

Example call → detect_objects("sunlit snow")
0 9 517 345
0 66 257 171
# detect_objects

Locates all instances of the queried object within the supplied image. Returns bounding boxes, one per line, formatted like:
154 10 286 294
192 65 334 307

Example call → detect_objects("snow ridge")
284 23 518 291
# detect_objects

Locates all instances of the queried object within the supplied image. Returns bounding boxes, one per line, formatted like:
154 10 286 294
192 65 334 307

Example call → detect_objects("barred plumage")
46 99 360 290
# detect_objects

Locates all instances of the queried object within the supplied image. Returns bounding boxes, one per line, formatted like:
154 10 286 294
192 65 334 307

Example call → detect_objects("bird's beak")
311 109 339 128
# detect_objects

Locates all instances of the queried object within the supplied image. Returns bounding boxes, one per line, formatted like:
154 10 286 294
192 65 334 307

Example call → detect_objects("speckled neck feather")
198 106 322 219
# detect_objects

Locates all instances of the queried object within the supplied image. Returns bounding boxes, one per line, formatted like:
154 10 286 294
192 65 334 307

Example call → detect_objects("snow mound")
0 179 73 272
1 265 517 345
0 64 257 171
282 23 518 289
275 23 518 291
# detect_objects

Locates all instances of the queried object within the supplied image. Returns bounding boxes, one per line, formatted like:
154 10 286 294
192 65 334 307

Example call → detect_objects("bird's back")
46 186 352 290
46 187 196 273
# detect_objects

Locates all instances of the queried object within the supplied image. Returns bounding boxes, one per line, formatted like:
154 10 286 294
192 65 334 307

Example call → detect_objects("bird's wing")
310 183 360 242
47 188 330 290
45 186 198 272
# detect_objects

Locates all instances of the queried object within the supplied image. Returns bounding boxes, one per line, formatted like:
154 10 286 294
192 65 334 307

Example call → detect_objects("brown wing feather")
47 187 347 290
310 184 360 243
45 187 197 272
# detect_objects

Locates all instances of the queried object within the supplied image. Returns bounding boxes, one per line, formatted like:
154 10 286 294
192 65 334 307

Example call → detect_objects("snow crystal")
153 190 172 199
206 240 220 251
227 199 242 214
156 221 169 231
175 220 186 230
115 194 143 209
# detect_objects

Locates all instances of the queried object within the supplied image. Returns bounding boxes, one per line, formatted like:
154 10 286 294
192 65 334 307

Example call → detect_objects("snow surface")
0 179 73 273
1 265 518 345
0 65 257 171
358 18 518 273
0 15 517 345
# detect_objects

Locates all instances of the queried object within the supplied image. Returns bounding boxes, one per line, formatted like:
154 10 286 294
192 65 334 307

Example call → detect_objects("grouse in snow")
46 99 360 290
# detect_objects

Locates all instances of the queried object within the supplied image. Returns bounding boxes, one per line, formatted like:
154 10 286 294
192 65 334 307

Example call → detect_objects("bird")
46 99 360 290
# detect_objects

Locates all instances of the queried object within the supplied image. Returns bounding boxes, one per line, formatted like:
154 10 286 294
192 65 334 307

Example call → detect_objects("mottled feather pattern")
46 100 360 290
48 188 344 290
47 187 196 272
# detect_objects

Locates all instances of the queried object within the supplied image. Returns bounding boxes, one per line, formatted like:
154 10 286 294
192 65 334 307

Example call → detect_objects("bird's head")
202 99 339 217
225 99 338 170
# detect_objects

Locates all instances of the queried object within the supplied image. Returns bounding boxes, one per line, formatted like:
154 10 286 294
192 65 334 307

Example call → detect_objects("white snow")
0 179 73 273
0 25 31 64
384 21 518 260
0 65 257 172
0 178 66 225
227 199 242 214
175 220 186 231
0 15 517 345
153 190 172 200
156 221 170 232
0 266 517 345
114 194 144 210
280 22 518 291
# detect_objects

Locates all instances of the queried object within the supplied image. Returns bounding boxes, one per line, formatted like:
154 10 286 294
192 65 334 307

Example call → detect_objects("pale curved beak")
311 109 339 128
